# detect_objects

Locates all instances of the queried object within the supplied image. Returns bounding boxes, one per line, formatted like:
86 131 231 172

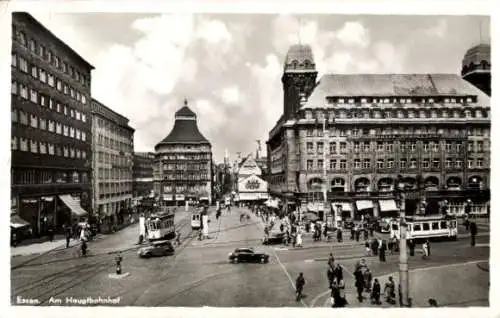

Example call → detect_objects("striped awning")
379 200 399 212
58 195 88 217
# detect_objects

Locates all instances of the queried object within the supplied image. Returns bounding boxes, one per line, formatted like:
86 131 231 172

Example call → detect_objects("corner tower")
282 44 318 120
461 43 491 96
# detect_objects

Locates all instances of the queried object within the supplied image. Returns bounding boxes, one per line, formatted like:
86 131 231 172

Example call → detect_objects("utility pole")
398 181 410 307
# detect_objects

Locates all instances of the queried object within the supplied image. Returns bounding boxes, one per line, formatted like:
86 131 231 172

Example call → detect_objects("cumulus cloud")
424 19 448 38
335 21 370 48
218 85 242 105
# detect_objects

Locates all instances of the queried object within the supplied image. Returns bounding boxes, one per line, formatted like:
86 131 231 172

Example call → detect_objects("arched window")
480 60 489 70
291 60 298 69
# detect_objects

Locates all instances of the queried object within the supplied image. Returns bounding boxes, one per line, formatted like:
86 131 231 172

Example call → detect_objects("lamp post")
397 176 410 307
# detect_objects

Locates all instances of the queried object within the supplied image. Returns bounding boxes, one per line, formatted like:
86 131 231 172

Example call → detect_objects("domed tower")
461 43 491 96
282 44 318 120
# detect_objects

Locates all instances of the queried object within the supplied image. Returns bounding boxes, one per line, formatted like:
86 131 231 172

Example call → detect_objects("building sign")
175 194 185 201
245 180 260 190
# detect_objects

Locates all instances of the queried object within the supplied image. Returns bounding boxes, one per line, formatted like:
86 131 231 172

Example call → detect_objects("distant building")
91 98 134 228
153 99 213 206
461 43 491 96
133 152 155 199
236 154 269 203
267 43 490 221
11 12 94 235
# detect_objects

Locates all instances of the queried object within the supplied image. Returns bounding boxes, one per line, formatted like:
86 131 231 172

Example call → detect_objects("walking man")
470 221 477 246
371 278 381 305
295 272 305 302
408 239 415 256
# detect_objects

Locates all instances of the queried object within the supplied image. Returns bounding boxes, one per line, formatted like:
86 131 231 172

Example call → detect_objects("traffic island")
108 272 130 279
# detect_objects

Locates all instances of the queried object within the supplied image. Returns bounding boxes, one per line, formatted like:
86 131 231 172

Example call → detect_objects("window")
70 127 75 138
30 89 38 103
363 159 370 169
48 143 55 155
39 118 46 130
56 80 62 91
477 141 483 152
477 158 484 168
340 160 347 169
82 131 86 141
400 158 407 169
317 159 324 169
432 222 439 230
340 142 347 153
422 223 430 231
329 142 336 154
386 142 394 152
377 159 384 169
11 53 17 67
64 105 68 115
30 114 38 128
70 109 75 118
317 142 324 154
82 151 87 159
48 120 55 132
307 160 313 170
410 158 417 168
377 142 384 152
48 74 54 87
468 141 473 152
432 142 439 152
63 147 69 157
19 111 28 125
354 142 360 152
30 139 38 153
423 141 429 152
11 109 18 122
54 56 60 68
62 61 67 73
354 159 361 169
31 65 38 78
76 111 81 121
20 138 28 151
433 158 440 168
64 84 69 95
446 141 452 152
387 159 394 168
63 125 68 136
38 44 45 57
306 142 313 154
413 224 421 231
70 148 75 158
456 159 463 168
11 136 18 150
39 142 47 154
75 129 81 140
330 159 337 170
76 150 81 159
82 95 87 105
456 142 462 152
17 30 26 45
19 57 28 73
11 81 17 95
307 129 313 137
445 158 452 168
363 142 370 152
40 69 47 83
47 50 53 62
56 123 62 134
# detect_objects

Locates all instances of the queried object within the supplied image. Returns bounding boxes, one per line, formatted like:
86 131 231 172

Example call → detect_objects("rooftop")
303 73 490 109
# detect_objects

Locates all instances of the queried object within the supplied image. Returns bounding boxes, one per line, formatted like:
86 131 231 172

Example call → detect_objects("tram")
390 215 458 241
146 210 175 240
191 212 201 230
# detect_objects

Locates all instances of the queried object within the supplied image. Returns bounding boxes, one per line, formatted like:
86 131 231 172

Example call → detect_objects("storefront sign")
245 180 261 190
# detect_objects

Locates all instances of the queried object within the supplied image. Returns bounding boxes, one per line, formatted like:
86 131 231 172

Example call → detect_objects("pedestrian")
175 230 181 246
328 253 335 269
422 241 429 259
66 229 71 248
372 238 379 256
379 241 386 262
295 272 305 302
355 229 360 242
464 216 470 231
327 266 335 287
369 224 374 237
334 264 344 285
48 225 54 242
337 228 343 243
408 239 415 256
296 232 303 247
470 221 477 246
384 276 396 304
365 241 371 256
363 228 369 241
354 268 364 302
364 268 372 292
371 278 381 305
350 227 355 240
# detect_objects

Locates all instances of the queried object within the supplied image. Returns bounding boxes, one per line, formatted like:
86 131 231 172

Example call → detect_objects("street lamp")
396 175 410 307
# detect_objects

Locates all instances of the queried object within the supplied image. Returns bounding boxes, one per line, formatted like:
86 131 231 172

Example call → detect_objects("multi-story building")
133 152 155 198
153 100 213 206
11 12 94 235
267 43 490 221
91 99 134 227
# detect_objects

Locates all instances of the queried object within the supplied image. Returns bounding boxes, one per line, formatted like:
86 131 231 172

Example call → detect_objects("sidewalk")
343 260 489 307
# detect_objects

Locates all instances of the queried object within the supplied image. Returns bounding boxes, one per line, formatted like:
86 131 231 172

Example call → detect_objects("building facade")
153 100 213 206
91 99 134 227
11 13 94 235
133 152 155 199
267 43 491 221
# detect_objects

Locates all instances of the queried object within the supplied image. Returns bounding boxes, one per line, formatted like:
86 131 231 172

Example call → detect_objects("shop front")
378 199 399 218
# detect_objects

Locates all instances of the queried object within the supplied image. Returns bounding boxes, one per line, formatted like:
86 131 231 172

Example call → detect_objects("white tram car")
146 211 175 240
191 213 201 230
390 215 458 241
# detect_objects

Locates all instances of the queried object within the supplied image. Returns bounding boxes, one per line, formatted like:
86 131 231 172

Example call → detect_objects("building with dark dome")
461 43 491 96
267 43 490 223
153 99 213 206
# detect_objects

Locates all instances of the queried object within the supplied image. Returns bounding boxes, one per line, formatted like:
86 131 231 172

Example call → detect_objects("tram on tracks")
390 214 458 242
146 209 176 240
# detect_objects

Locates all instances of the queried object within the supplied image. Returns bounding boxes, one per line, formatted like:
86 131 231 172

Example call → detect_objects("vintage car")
138 240 175 258
262 232 285 245
228 247 270 263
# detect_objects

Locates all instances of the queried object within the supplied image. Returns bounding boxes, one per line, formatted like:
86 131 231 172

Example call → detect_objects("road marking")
304 259 314 263
274 247 289 251
475 243 489 247
309 259 488 307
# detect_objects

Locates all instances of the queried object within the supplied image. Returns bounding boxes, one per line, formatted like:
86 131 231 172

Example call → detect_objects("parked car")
263 232 285 245
138 240 175 258
228 247 270 263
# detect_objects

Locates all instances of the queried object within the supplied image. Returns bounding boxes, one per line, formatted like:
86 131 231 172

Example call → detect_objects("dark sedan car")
228 247 270 263
138 240 175 258
263 232 285 245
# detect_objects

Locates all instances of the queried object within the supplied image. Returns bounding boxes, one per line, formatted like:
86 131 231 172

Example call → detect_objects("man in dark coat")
408 239 415 256
371 278 381 305
470 221 477 246
354 268 364 302
295 272 305 301
337 228 343 243
379 241 386 262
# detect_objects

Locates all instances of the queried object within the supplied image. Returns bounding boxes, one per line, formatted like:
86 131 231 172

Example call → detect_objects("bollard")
115 254 123 275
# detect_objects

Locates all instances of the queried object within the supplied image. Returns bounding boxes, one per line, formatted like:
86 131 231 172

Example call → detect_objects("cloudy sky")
25 12 490 162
